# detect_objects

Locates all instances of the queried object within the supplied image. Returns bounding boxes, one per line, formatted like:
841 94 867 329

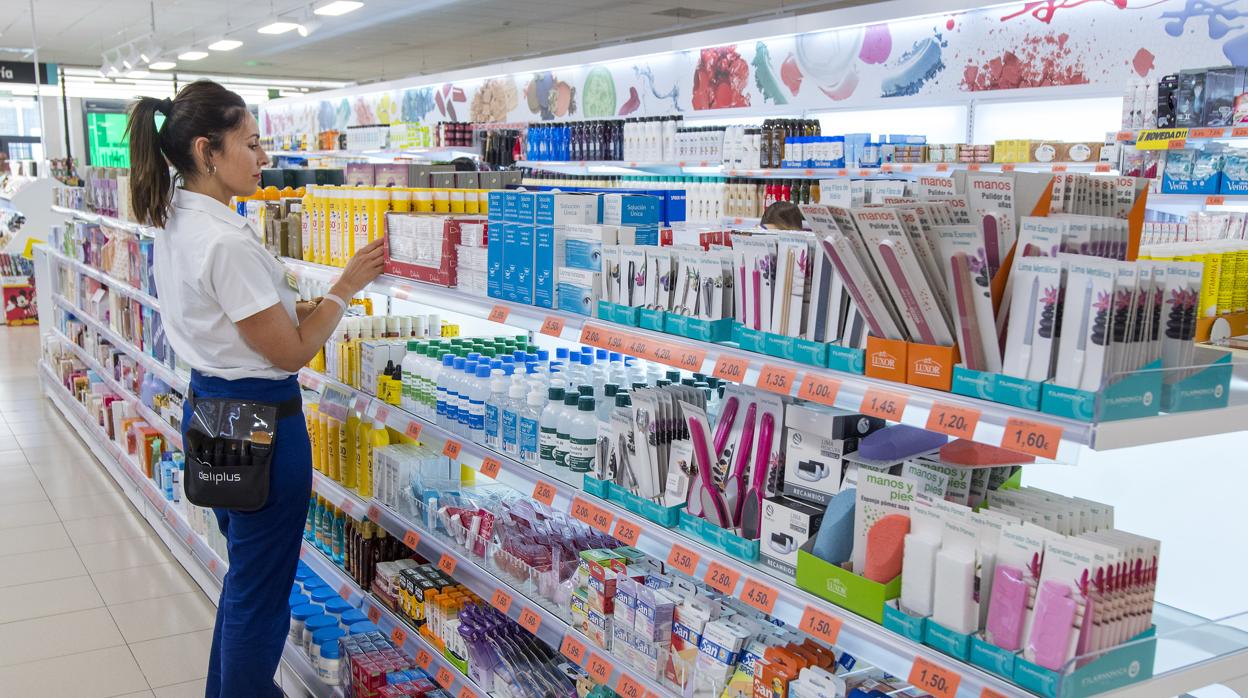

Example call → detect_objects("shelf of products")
519 160 1118 178
45 246 162 311
51 293 188 392
285 258 1248 458
51 204 156 236
269 147 482 160
38 359 337 698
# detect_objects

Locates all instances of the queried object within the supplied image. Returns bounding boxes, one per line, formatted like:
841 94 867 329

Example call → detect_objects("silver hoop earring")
208 165 217 176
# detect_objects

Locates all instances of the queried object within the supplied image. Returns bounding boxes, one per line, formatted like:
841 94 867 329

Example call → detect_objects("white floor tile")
114 692 156 698
0 449 29 467
0 546 87 588
36 468 120 499
4 418 75 436
151 679 207 698
108 591 216 644
0 574 104 624
0 477 47 505
51 491 133 521
0 645 150 697
18 429 90 450
128 628 213 688
92 562 196 606
0 607 125 667
63 511 155 545
78 535 174 575
0 521 72 556
0 498 60 530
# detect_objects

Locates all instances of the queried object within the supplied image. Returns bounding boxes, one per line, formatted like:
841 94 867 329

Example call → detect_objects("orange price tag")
1115 130 1134 142
741 578 778 613
338 583 352 599
438 553 458 576
757 364 796 395
436 667 455 688
613 518 642 546
1191 127 1227 139
880 164 894 173
1094 162 1112 172
479 457 502 479
1168 138 1187 149
442 439 462 460
404 421 422 439
799 606 843 646
908 657 962 698
540 316 565 337
340 499 354 516
925 402 981 439
367 606 381 623
1234 127 1248 138
403 530 420 549
1001 418 1062 459
901 164 914 173
857 169 872 177
518 607 543 634
667 544 700 576
713 355 749 383
967 163 982 171
981 688 1010 698
624 335 650 357
571 497 615 534
490 588 513 613
803 168 815 176
487 305 510 323
703 561 741 594
560 634 588 665
585 653 612 684
532 480 557 506
836 168 849 176
935 163 950 172
391 626 407 646
459 687 478 698
375 406 390 424
1001 163 1016 172
415 648 434 670
617 674 644 698
579 324 613 347
1207 195 1227 205
797 373 840 406
367 504 381 520
209 560 218 573
185 532 195 547
1051 164 1068 172
652 342 706 372
861 388 908 421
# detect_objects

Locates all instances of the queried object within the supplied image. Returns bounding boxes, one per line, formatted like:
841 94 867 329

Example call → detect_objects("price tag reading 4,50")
1001 417 1062 459
861 388 907 421
490 588 513 613
799 606 843 645
741 579 778 613
925 402 981 439
532 480 557 506
667 544 700 577
560 634 587 665
703 561 741 595
518 607 543 634
908 657 962 698
438 553 457 575
757 364 797 396
713 355 749 383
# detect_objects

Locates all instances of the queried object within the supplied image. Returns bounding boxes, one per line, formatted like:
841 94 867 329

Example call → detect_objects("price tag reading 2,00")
713 355 749 383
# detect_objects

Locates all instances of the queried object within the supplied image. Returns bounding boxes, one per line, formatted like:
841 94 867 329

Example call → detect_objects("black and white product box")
759 495 825 577
781 404 883 505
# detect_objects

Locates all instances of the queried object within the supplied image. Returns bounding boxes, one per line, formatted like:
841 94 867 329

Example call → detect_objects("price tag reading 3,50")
667 544 700 576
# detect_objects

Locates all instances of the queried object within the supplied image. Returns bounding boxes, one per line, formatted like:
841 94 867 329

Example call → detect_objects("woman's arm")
296 298 320 322
234 239 384 372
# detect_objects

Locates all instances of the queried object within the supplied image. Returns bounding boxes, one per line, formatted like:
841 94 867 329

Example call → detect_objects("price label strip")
586 653 613 684
490 588 513 613
318 384 353 421
757 364 797 396
532 480 557 506
861 387 908 421
925 402 981 439
667 544 700 577
713 355 749 383
518 607 543 635
1001 417 1062 459
540 316 566 337
612 518 642 546
479 457 502 479
797 373 840 406
740 578 778 613
703 561 741 595
570 496 614 534
798 606 843 646
560 634 588 665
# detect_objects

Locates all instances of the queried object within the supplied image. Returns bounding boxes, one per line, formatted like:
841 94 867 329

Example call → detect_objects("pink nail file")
878 240 940 345
1029 581 1077 671
820 236 906 341
983 214 1001 276
986 564 1029 651
950 253 987 370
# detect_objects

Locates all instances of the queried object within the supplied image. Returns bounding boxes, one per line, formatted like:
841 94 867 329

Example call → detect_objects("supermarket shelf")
285 258 1248 457
52 292 189 393
309 469 677 698
50 326 182 449
517 160 1117 177
45 245 161 311
298 538 489 698
51 205 157 236
40 361 341 698
267 147 481 160
1145 193 1248 207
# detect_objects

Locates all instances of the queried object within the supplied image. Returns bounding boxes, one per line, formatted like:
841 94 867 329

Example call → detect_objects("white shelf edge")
51 205 157 236
517 160 1119 178
46 246 161 312
52 292 188 393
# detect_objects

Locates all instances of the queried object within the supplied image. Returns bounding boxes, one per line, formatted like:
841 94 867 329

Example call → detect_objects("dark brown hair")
125 80 248 227
760 200 805 231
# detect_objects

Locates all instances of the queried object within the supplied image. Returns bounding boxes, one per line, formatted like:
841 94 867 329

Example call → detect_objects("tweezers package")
601 246 620 304
619 246 649 308
773 236 813 337
647 247 674 311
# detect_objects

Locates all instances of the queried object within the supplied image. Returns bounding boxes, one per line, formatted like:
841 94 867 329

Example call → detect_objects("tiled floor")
0 326 214 697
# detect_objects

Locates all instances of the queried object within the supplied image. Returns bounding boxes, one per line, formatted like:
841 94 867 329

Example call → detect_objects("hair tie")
156 97 173 116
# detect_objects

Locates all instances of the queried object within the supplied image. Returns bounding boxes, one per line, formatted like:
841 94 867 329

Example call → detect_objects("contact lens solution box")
535 193 598 309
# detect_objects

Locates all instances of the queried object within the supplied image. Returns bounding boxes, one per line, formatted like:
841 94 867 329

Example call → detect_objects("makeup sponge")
858 425 947 462
863 514 910 583
940 439 1035 466
811 488 856 565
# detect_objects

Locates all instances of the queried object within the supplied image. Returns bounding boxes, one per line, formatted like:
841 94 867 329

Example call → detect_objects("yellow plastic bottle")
370 189 389 243
342 410 360 489
449 187 466 214
391 188 413 214
316 410 329 474
465 189 480 215
411 188 432 213
301 187 316 262
433 187 450 213
478 189 489 215
360 418 392 498
326 416 342 481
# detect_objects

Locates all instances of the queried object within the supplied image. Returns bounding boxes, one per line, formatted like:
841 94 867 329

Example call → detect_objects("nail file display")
966 173 1018 261
933 225 1002 371
1159 261 1204 378
996 217 1068 343
820 235 907 341
804 204 907 335
855 208 955 346
1052 255 1117 391
1002 257 1064 382
685 401 732 528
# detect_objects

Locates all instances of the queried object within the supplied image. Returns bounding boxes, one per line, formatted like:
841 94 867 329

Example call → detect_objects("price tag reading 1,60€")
1001 417 1062 459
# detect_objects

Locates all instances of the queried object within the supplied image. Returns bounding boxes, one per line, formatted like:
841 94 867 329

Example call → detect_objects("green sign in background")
87 111 130 167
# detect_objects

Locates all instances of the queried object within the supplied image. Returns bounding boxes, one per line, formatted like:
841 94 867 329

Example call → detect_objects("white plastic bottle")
442 356 464 430
553 391 579 469
484 368 509 450
565 396 597 474
401 341 421 412
608 353 628 386
538 383 565 472
662 117 677 162
598 384 618 423
518 388 545 467
468 364 490 444
454 360 477 437
501 380 527 456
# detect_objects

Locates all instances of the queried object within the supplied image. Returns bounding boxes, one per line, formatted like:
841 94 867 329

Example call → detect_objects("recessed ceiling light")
258 21 302 35
126 69 151 78
178 50 208 61
149 60 177 70
208 38 243 51
314 1 364 16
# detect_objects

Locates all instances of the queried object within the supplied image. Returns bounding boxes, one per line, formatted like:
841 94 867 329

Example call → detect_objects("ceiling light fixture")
126 69 151 78
178 49 208 61
139 41 161 64
297 17 323 37
313 1 364 16
208 38 243 51
149 60 177 70
257 21 302 35
120 46 137 70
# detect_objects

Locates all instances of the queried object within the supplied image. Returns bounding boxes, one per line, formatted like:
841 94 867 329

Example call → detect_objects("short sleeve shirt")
153 188 299 380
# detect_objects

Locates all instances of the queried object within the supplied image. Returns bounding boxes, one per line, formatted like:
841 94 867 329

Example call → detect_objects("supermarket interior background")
2 0 1248 696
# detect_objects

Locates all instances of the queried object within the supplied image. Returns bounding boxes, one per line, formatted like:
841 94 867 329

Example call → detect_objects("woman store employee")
126 80 383 696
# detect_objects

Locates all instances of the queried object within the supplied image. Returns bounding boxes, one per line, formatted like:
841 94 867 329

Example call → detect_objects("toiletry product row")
1140 211 1248 245
1121 64 1248 130
1161 146 1248 195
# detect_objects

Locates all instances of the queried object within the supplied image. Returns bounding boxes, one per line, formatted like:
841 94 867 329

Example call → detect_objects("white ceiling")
2 0 867 83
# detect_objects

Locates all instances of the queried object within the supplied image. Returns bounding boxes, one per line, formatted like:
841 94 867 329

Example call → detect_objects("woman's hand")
331 238 385 298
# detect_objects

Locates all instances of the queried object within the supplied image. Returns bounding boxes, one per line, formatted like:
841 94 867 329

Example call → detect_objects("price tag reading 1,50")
487 305 510 324
799 606 843 645
438 553 457 575
436 667 455 689
861 387 908 421
713 355 749 383
490 588 513 613
908 657 962 698
403 530 420 550
519 607 543 634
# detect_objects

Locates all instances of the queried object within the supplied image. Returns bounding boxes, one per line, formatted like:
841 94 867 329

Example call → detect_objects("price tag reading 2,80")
703 561 741 594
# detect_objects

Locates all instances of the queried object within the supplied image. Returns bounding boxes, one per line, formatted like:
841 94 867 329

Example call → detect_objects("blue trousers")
184 371 311 698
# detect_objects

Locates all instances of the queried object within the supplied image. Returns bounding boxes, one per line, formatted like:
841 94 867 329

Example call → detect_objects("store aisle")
0 326 215 698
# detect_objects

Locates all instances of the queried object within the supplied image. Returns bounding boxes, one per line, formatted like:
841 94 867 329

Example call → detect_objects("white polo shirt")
153 188 299 381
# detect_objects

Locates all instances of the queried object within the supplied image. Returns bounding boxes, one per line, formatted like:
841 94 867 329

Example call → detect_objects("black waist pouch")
183 392 300 511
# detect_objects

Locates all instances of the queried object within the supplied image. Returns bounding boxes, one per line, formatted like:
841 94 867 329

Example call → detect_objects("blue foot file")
812 488 856 565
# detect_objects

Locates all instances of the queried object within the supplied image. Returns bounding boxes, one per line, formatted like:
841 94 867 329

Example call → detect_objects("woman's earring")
208 164 217 176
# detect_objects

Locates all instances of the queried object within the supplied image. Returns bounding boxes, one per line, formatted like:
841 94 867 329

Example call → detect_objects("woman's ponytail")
124 81 248 229
125 96 172 228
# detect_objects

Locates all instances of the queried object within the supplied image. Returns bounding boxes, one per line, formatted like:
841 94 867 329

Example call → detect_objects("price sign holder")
713 355 749 383
613 518 642 546
925 402 980 439
908 657 962 698
861 387 908 421
741 578 778 613
799 606 843 645
703 561 741 594
757 364 796 396
1001 417 1062 459
667 544 700 576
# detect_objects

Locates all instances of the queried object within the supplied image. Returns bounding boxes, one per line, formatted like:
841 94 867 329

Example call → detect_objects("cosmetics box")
603 194 660 228
534 226 556 309
1221 151 1248 194
969 636 1017 679
1202 68 1241 127
924 619 973 661
1065 142 1100 163
1175 70 1207 127
1161 347 1233 412
1040 359 1162 422
882 602 927 642
514 191 537 224
556 268 601 316
504 223 535 304
864 336 908 384
678 510 760 561
1161 150 1222 194
795 538 901 624
345 163 376 186
486 226 504 300
760 495 825 577
1012 626 1156 698
384 214 473 287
